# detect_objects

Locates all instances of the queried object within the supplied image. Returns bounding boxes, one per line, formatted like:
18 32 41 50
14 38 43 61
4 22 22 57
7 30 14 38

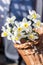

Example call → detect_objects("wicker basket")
14 26 43 65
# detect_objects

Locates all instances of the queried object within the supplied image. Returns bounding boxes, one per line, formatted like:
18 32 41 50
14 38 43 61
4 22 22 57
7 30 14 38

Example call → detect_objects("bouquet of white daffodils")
1 10 43 44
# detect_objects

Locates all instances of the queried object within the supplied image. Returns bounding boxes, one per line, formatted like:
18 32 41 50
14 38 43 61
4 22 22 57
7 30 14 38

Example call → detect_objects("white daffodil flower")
1 31 8 37
27 10 40 20
1 26 8 37
14 30 24 38
33 20 42 28
21 18 31 28
16 26 23 33
14 21 23 32
23 26 32 33
1 30 11 40
1 26 11 39
17 27 23 32
13 30 27 43
28 32 38 41
1 26 6 37
5 16 16 24
11 35 21 44
20 18 32 33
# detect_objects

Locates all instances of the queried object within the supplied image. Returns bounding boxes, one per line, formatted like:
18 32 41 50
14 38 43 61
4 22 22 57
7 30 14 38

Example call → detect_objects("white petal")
27 15 32 19
7 36 11 40
32 10 36 14
4 22 9 26
15 21 19 27
37 14 40 18
29 10 32 15
29 26 32 32
11 16 16 21
34 36 38 39
28 21 31 25
13 40 16 43
1 33 4 37
13 26 16 31
1 26 6 31
22 18 27 22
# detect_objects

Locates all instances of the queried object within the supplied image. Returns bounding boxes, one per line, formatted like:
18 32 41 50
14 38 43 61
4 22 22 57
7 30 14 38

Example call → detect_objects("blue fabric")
10 0 34 21
0 0 10 33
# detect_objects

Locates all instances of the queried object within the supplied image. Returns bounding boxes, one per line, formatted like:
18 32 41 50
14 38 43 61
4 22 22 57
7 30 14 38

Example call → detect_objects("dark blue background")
9 0 35 21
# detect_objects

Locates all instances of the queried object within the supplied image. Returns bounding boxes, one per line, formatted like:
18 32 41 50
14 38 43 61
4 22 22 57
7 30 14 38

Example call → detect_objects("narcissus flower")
1 31 8 37
21 18 31 28
5 16 16 25
33 20 43 28
1 26 8 37
11 35 21 43
28 32 38 41
27 10 40 20
17 27 22 32
20 18 32 33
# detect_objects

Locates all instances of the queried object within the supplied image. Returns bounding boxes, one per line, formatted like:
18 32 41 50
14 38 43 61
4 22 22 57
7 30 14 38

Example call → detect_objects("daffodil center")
29 34 34 39
15 37 19 41
9 19 12 22
18 27 22 32
17 33 21 37
24 23 29 28
32 13 37 19
36 21 41 27
3 32 8 37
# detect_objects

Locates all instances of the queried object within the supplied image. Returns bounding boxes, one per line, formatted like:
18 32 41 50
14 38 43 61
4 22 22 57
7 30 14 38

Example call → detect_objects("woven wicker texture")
14 27 43 65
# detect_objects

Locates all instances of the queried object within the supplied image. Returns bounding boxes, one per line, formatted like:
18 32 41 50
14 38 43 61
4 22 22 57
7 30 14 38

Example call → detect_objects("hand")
35 26 43 34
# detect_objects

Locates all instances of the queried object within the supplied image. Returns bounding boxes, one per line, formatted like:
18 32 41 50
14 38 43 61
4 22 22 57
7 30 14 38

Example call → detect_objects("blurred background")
0 0 43 65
